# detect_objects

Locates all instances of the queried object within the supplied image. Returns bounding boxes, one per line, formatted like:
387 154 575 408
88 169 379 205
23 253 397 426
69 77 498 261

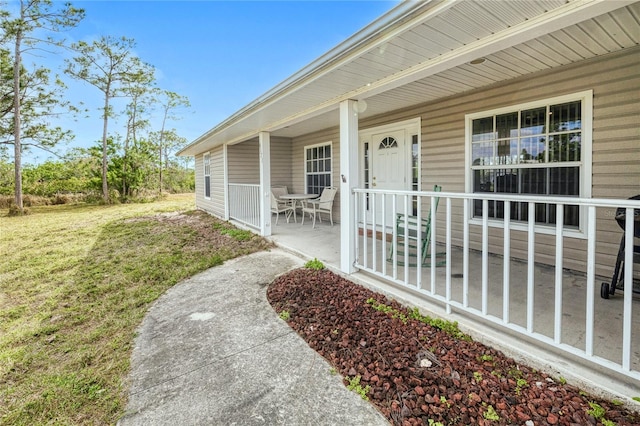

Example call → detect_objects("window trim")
203 152 211 200
303 141 333 195
464 90 593 238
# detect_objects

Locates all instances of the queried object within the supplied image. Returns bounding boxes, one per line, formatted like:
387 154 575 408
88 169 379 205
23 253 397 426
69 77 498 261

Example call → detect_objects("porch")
262 190 640 401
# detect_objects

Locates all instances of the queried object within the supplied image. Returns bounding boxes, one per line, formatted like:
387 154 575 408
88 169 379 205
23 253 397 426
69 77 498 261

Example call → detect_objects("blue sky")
16 0 398 164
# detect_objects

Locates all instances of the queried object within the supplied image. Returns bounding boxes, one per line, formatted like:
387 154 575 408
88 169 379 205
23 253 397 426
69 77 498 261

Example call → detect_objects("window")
203 153 211 199
305 142 332 195
467 91 592 230
379 136 398 149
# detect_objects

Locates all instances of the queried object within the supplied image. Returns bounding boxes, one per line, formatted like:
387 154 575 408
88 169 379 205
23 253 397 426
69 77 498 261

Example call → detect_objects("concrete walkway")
118 249 388 425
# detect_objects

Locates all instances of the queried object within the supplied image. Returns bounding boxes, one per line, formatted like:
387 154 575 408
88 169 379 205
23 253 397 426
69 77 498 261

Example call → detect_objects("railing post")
554 204 564 344
622 207 634 371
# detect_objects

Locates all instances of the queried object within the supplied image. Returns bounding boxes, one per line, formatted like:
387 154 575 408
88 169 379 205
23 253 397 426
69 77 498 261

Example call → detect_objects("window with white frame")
305 142 332 195
203 153 211 199
467 91 592 228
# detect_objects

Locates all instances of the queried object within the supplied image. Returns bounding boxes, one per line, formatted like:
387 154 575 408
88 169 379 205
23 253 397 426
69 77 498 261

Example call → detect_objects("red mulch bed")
266 268 640 426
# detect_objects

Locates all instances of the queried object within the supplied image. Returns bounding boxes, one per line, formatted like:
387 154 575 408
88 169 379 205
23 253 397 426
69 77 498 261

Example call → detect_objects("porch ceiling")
179 0 640 155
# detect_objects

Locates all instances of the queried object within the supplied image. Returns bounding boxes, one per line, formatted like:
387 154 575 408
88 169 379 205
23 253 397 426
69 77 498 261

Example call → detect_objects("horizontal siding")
195 148 225 219
194 154 204 210
228 139 260 184
210 147 225 217
271 137 293 190
358 47 639 277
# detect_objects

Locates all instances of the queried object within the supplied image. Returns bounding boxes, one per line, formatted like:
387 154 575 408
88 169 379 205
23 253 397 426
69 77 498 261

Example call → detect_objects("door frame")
358 117 422 224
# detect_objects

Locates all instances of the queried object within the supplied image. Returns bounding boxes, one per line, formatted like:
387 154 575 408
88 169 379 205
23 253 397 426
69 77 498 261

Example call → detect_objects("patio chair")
271 185 288 199
301 187 337 228
271 189 294 225
387 185 445 267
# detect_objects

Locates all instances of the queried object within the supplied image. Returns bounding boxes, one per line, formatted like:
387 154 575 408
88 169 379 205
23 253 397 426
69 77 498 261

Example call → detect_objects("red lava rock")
266 268 640 426
515 409 531 422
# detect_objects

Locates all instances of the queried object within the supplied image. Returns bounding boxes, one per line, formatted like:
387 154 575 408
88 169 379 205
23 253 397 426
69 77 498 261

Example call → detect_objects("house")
178 1 640 392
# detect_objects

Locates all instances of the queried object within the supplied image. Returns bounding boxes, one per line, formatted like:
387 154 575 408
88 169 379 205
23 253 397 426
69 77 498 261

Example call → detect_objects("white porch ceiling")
180 0 640 155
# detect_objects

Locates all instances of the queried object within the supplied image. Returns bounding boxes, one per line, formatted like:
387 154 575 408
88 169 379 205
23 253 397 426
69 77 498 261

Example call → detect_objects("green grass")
0 194 271 425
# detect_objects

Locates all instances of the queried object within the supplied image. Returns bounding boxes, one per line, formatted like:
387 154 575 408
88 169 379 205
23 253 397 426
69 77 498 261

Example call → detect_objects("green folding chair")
387 185 446 267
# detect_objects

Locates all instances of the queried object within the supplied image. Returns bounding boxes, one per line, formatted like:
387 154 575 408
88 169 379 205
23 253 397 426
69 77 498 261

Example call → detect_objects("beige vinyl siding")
358 47 639 277
270 137 293 190
195 147 225 218
228 140 259 184
292 128 341 222
227 137 293 188
194 153 204 208
209 147 225 217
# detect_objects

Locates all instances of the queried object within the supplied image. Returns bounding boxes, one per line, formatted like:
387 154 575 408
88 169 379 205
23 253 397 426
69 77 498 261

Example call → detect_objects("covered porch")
179 0 640 403
266 194 640 399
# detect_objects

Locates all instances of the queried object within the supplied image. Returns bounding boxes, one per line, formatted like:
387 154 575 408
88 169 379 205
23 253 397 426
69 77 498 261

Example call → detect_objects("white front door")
371 129 407 227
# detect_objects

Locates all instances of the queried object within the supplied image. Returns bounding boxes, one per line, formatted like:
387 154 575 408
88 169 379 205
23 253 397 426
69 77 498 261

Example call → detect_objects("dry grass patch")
0 194 272 425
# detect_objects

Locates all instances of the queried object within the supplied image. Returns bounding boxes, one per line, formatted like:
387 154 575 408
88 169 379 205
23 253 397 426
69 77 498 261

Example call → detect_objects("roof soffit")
178 0 639 156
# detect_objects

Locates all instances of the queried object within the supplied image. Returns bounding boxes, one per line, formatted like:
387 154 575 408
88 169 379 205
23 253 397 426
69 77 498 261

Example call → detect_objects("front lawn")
0 194 271 425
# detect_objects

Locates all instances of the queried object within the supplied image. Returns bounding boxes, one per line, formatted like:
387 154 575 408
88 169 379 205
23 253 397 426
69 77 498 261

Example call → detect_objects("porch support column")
223 144 229 220
259 131 272 237
340 99 358 274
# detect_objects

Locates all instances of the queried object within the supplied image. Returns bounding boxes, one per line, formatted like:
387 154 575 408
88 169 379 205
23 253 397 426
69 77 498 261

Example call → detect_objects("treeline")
1 1 193 214
0 143 194 207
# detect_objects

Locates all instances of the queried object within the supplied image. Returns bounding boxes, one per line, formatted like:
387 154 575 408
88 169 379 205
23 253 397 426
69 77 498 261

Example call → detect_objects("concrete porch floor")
266 215 640 403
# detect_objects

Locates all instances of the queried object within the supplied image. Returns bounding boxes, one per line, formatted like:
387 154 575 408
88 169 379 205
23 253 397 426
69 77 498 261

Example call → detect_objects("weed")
633 396 640 403
515 378 528 395
439 395 451 408
346 375 371 400
483 404 500 421
329 368 337 375
507 366 523 379
305 258 325 270
587 402 617 426
473 371 483 383
479 354 494 362
408 307 471 341
611 399 623 406
278 310 290 321
427 420 444 426
367 300 471 340
587 401 606 419
558 376 567 385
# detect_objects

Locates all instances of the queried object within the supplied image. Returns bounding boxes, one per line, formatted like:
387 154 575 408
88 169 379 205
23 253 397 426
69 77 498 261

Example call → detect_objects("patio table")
279 193 317 223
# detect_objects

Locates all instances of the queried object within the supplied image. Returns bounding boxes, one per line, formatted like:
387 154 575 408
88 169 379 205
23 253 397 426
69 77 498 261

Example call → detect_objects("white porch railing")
228 183 260 229
353 188 640 381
